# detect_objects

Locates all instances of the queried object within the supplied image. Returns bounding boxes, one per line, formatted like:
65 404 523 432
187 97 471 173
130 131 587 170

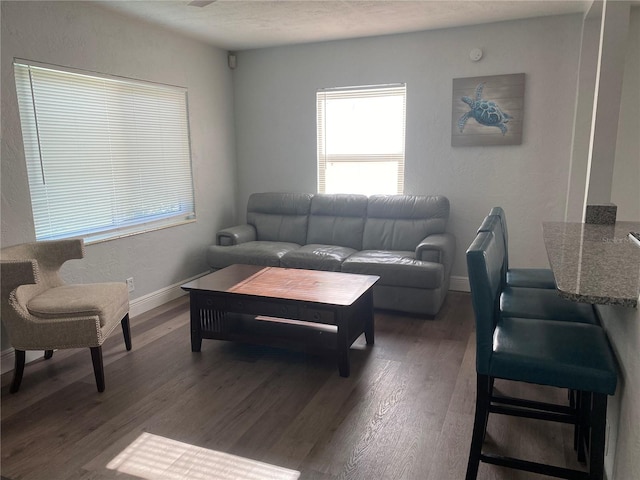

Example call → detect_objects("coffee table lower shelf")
189 303 373 377
198 312 340 353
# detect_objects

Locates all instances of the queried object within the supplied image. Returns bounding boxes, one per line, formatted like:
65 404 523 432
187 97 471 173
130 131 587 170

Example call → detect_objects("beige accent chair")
1 239 131 393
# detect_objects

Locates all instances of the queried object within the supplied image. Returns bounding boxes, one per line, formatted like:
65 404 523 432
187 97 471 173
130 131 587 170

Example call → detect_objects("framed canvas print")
451 73 525 147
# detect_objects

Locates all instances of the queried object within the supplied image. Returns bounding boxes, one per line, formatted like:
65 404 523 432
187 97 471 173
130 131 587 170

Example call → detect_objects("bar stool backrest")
466 230 504 375
488 206 509 270
476 214 507 286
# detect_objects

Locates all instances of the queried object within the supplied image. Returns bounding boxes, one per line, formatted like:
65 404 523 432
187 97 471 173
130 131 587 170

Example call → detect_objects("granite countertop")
542 221 640 308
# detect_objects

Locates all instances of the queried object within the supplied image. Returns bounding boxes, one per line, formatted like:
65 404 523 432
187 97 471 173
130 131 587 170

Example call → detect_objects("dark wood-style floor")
1 292 586 480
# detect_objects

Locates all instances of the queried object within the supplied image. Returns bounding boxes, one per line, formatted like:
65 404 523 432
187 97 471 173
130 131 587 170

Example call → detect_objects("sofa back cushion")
307 194 368 250
246 193 312 245
363 195 450 251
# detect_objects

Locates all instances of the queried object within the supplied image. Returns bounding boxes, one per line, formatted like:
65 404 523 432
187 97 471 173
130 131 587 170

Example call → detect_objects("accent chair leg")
90 346 105 393
44 350 54 359
121 314 132 351
466 373 490 480
10 349 26 393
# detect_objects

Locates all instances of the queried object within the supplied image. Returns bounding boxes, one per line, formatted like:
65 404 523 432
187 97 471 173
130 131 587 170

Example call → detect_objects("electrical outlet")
126 277 135 293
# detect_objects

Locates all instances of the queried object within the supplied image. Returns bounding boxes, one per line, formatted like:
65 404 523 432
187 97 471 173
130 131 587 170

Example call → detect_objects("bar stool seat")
501 286 600 325
506 267 556 289
492 317 617 393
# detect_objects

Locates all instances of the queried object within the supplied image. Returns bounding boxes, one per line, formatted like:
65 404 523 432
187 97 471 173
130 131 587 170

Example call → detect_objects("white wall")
232 14 583 280
0 1 238 350
565 3 602 222
584 1 631 208
611 8 640 221
597 7 640 480
600 305 640 480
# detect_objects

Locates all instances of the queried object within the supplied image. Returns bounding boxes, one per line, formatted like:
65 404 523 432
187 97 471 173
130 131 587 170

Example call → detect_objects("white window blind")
14 61 195 243
317 84 406 195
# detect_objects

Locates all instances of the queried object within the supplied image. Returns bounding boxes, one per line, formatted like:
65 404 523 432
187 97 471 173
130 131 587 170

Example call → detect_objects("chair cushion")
341 250 443 289
280 244 356 272
27 283 129 327
500 286 599 324
207 241 301 269
491 317 618 395
507 268 556 289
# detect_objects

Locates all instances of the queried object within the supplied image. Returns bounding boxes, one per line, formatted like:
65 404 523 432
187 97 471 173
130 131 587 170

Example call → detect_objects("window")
13 60 195 243
317 84 406 195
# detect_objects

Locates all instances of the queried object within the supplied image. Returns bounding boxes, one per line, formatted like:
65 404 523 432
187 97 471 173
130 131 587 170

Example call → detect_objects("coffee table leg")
364 289 375 346
338 347 350 377
337 311 350 377
190 294 202 352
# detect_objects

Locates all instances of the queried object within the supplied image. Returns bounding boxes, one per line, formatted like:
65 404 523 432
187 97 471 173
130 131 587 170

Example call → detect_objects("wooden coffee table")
181 264 379 377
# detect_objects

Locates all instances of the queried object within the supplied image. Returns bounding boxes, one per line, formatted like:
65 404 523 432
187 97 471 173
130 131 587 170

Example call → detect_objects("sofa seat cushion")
27 283 129 327
207 241 301 269
280 244 357 272
341 250 443 289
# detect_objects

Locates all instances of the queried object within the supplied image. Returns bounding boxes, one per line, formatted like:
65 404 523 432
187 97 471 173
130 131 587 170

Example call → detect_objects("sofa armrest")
416 233 456 275
216 225 257 246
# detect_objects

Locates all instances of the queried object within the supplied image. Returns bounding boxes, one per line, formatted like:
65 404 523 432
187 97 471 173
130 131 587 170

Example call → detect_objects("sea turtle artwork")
458 82 512 135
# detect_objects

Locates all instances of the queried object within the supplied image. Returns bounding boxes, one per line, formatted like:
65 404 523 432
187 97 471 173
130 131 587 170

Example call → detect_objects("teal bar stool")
465 230 617 480
482 206 556 289
479 213 599 456
478 214 599 325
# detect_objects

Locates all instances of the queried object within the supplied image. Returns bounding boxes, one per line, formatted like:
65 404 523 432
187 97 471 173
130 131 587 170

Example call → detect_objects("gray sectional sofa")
206 192 455 316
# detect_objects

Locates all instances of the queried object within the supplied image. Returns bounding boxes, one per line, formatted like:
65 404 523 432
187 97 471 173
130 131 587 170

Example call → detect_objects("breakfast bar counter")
542 221 640 308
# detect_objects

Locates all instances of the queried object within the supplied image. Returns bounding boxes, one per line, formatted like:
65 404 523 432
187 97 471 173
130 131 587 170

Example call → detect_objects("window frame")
316 83 407 195
13 59 196 244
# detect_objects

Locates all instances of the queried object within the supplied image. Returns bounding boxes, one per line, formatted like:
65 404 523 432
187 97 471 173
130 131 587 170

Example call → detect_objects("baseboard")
128 271 207 318
1 348 15 375
0 271 209 375
1 349 43 375
0 349 10 374
449 275 470 292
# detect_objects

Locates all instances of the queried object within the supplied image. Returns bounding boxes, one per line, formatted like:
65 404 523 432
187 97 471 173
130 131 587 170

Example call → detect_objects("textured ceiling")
96 0 591 51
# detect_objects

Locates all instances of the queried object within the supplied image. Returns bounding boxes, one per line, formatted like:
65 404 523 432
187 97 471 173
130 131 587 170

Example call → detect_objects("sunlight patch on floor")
106 432 300 480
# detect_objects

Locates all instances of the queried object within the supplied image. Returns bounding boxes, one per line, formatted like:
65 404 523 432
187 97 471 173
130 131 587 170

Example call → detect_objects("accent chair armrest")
416 233 457 275
0 260 39 293
216 225 257 246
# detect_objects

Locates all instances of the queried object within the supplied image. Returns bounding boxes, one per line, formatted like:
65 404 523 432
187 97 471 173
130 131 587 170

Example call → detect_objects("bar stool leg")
588 393 607 480
578 391 593 463
573 389 580 453
466 374 491 480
